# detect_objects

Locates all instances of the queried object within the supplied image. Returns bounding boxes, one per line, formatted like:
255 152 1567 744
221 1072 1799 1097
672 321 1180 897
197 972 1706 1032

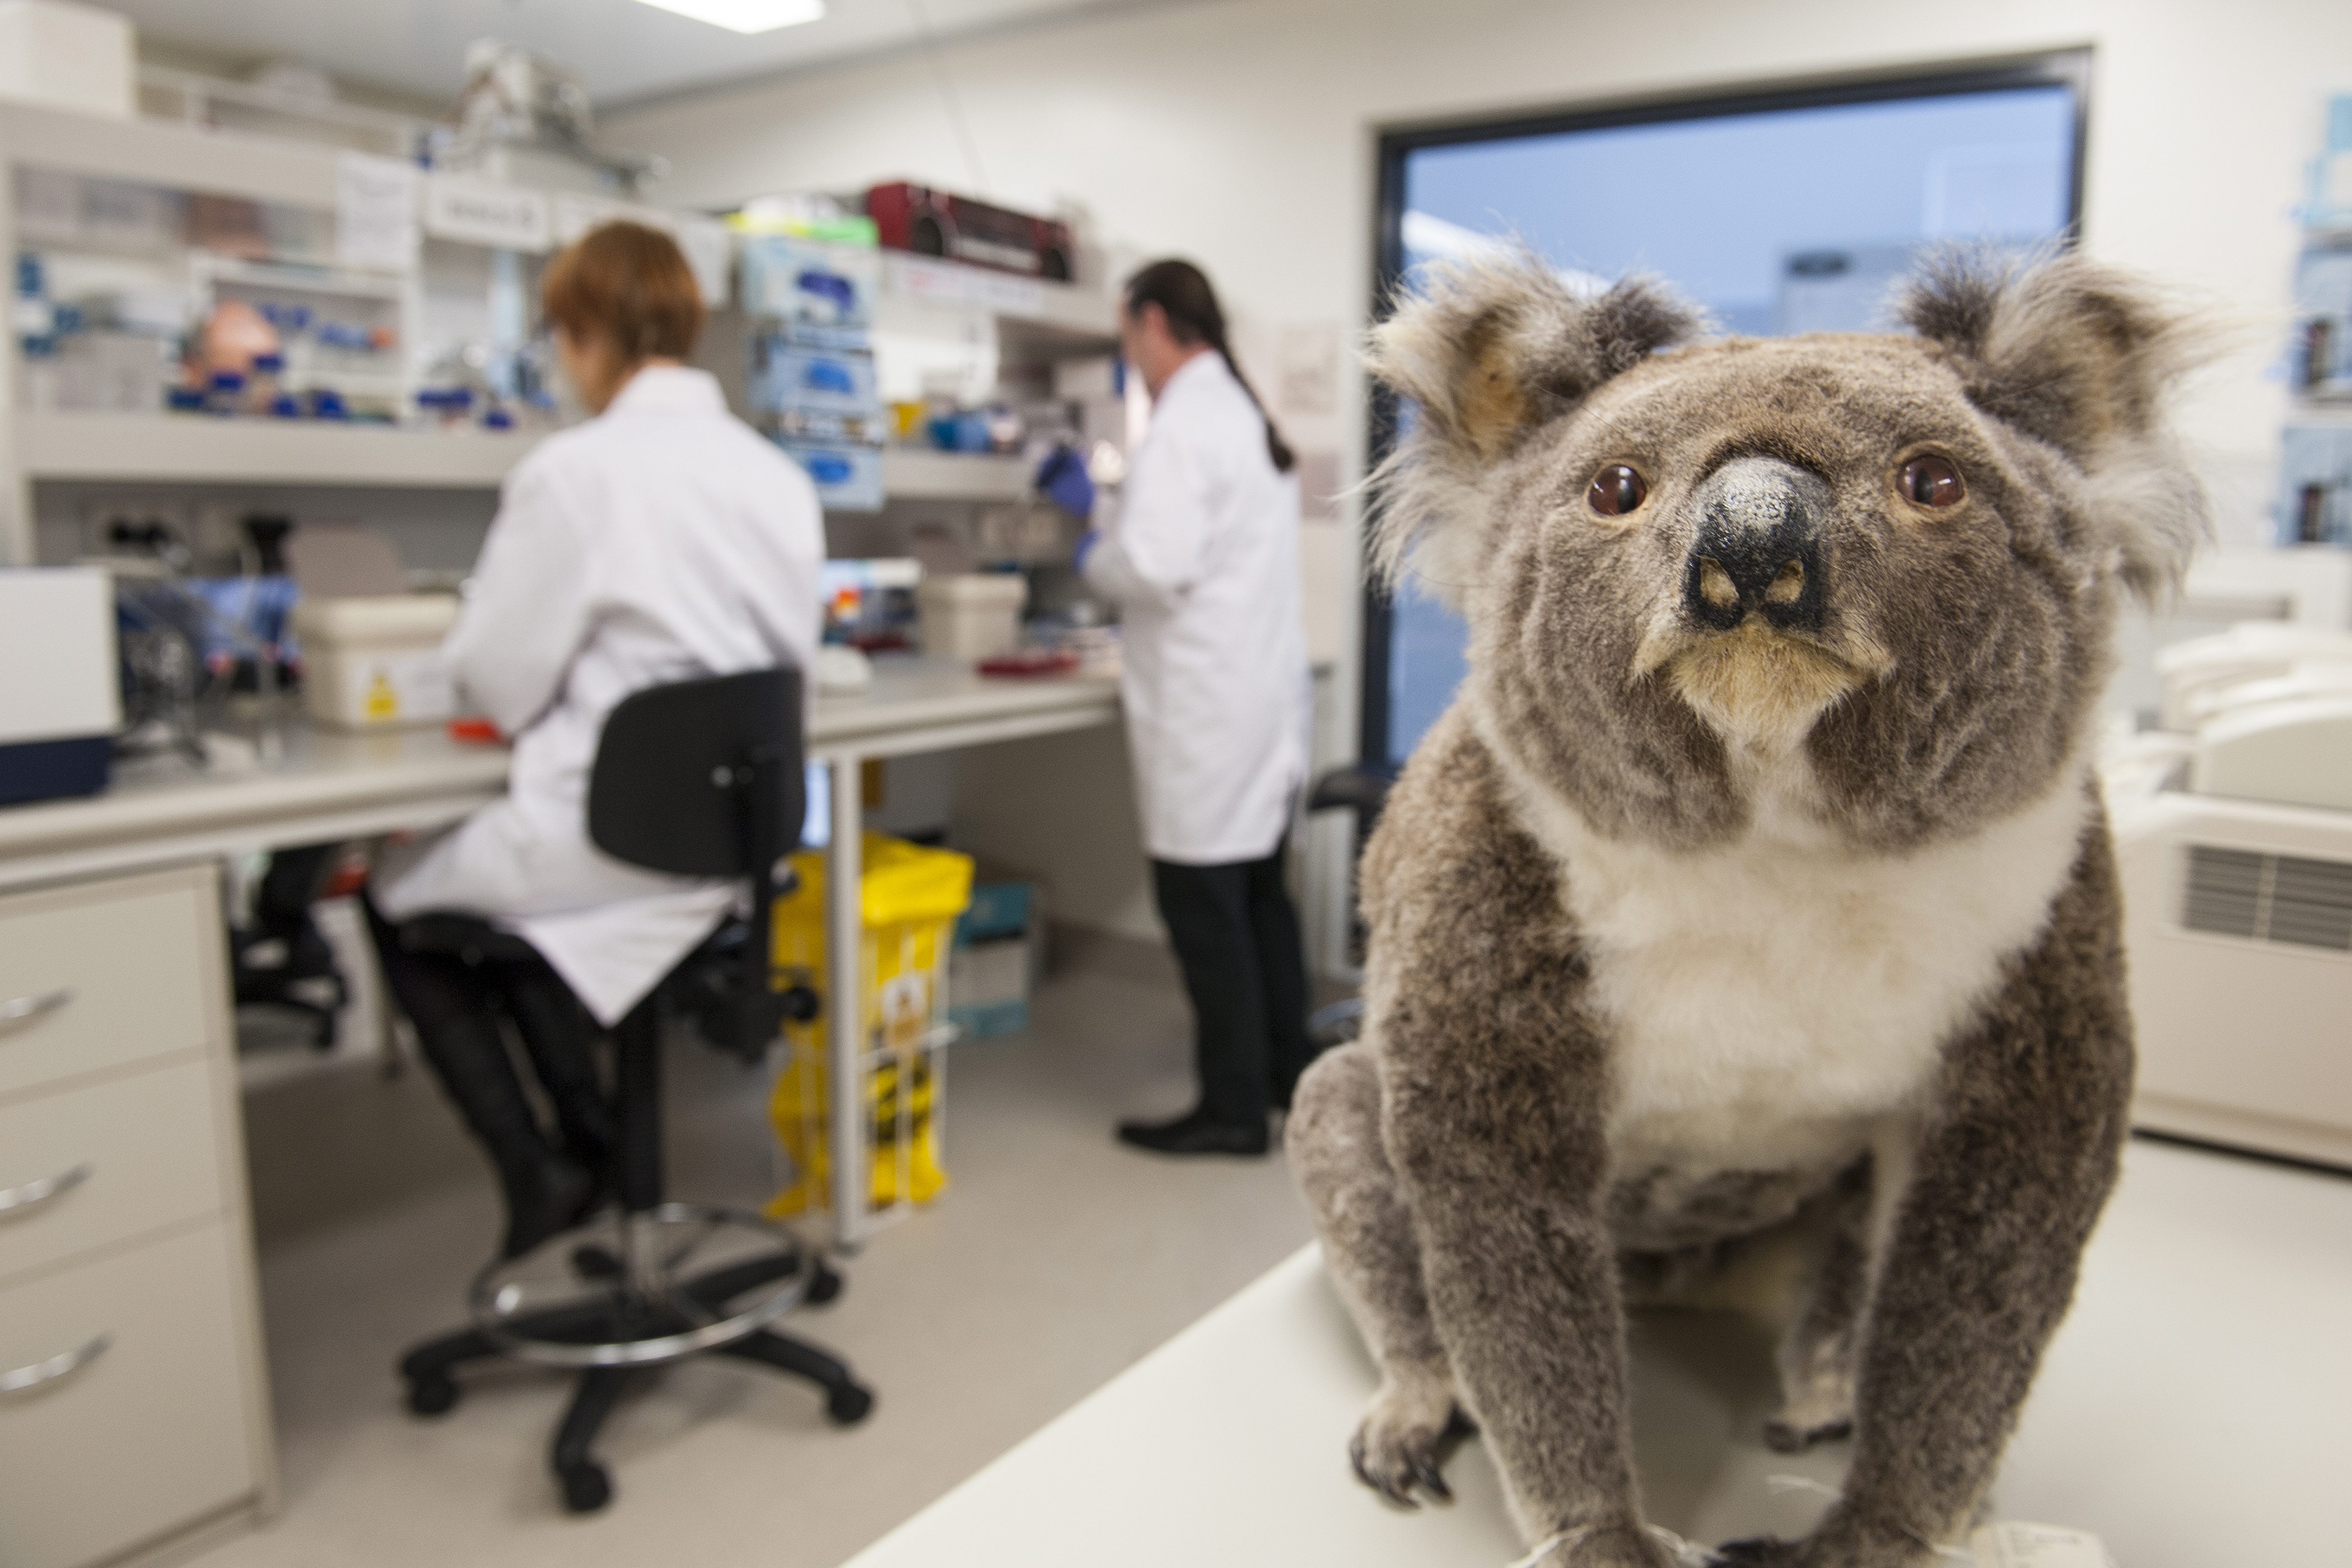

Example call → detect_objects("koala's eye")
1587 465 1648 517
1898 455 1966 508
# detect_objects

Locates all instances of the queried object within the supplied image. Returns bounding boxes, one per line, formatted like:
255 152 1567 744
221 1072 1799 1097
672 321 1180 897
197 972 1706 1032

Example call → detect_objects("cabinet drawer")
0 872 218 1098
0 1060 227 1286
0 1225 259 1568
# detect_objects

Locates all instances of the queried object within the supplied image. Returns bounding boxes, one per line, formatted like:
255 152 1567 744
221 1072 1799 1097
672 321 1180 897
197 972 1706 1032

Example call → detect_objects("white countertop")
843 1138 2352 1568
0 658 1120 890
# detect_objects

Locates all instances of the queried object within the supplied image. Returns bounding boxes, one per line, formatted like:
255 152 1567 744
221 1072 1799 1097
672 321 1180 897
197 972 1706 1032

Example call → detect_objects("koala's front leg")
1378 1001 1667 1567
1724 833 2133 1568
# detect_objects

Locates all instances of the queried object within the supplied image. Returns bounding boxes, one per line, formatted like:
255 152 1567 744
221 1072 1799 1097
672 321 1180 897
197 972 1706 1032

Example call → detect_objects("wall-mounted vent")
2182 846 2352 953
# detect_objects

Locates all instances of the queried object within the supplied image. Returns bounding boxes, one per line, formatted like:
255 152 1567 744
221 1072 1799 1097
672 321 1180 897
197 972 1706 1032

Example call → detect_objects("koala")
1287 249 2210 1567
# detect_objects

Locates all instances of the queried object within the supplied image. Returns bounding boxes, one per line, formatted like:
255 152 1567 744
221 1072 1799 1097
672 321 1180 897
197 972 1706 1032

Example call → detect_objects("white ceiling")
90 0 1173 112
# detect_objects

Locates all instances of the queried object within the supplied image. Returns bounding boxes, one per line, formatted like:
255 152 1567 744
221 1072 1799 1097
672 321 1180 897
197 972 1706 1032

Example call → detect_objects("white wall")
613 0 2351 934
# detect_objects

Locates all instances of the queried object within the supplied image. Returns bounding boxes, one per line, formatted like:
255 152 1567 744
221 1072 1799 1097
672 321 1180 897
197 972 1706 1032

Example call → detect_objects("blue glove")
1035 443 1096 521
1073 529 1102 575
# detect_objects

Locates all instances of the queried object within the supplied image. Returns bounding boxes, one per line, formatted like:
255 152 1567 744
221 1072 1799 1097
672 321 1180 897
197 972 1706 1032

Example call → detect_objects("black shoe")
498 1152 595 1259
1115 1110 1270 1158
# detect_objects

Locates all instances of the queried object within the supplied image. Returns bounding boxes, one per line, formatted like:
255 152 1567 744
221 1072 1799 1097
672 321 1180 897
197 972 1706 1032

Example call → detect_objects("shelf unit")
20 409 1037 502
17 410 530 488
2 97 1120 563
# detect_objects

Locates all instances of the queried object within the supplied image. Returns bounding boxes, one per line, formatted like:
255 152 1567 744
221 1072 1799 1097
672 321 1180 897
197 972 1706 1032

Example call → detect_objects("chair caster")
559 1462 613 1514
407 1373 459 1417
827 1381 874 1425
806 1259 843 1305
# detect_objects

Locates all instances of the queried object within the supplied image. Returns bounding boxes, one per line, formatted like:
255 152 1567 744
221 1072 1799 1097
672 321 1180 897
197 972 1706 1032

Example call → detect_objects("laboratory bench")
0 656 1118 1568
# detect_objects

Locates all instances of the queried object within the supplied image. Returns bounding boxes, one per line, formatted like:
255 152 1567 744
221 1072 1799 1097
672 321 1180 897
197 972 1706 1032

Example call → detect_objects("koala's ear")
1900 247 2217 601
1364 252 1703 594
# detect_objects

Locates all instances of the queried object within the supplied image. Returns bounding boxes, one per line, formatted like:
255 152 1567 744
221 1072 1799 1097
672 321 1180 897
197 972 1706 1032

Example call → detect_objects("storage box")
290 595 459 730
0 1 133 119
0 566 119 806
949 875 1039 1039
917 573 1026 661
738 236 879 332
778 438 885 512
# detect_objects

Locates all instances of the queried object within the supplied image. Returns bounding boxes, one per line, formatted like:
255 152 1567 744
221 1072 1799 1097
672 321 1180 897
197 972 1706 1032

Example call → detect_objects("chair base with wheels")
391 916 874 1513
389 668 872 1514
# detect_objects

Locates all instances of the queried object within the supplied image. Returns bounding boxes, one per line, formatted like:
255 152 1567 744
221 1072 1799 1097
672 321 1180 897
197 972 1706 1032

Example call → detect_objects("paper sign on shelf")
335 153 419 273
551 194 731 306
422 175 551 252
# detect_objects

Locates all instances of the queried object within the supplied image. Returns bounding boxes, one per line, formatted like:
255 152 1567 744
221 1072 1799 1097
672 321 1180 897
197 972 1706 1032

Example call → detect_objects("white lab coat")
1082 352 1309 865
373 366 823 1025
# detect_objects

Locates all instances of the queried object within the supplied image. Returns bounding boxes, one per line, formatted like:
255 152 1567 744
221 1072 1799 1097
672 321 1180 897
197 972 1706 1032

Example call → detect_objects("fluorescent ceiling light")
632 0 826 33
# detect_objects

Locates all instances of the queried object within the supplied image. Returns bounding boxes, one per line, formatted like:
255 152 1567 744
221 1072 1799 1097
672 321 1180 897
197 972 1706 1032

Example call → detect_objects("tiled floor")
193 934 1315 1568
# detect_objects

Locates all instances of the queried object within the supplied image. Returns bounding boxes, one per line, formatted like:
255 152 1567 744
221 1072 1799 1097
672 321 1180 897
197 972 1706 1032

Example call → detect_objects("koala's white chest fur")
1475 706 2093 1198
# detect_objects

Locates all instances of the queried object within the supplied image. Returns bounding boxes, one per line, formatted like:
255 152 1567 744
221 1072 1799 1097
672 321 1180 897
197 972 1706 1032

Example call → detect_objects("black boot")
412 1010 592 1258
501 965 617 1214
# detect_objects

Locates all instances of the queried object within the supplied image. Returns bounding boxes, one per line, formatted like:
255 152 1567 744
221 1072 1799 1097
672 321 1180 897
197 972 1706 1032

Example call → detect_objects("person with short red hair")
366 222 825 1257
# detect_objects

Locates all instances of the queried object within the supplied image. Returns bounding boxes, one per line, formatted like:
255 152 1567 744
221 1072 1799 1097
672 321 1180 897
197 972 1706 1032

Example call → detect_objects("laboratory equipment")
0 566 120 806
2106 622 2352 1166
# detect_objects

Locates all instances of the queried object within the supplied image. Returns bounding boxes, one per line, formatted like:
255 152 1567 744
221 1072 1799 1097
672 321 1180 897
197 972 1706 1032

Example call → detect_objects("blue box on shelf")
776 437 884 512
739 236 879 332
752 338 880 418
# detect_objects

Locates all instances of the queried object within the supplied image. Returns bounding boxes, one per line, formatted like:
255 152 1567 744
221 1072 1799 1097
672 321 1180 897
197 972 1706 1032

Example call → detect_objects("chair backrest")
586 668 804 879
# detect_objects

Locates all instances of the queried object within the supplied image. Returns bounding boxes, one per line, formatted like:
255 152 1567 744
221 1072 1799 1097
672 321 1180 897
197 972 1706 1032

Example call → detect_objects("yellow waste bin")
765 833 973 1220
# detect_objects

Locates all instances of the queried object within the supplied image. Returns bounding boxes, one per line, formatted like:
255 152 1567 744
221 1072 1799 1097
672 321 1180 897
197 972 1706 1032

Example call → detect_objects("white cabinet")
0 865 276 1567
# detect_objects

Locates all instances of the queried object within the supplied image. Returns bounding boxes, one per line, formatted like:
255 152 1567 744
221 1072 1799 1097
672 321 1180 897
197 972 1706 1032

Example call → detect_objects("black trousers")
1150 837 1315 1125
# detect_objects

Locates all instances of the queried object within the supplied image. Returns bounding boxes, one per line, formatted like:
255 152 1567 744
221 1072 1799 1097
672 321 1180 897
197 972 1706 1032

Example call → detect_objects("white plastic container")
916 573 1026 662
0 1 134 119
292 595 460 730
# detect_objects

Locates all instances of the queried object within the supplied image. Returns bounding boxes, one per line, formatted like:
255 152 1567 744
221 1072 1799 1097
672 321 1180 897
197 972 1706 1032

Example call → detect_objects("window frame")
1358 50 2094 772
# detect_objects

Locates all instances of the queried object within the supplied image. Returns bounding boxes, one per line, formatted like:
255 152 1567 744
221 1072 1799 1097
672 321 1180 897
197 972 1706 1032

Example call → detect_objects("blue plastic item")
269 393 301 418
482 405 515 430
207 370 246 414
166 386 207 413
306 388 348 420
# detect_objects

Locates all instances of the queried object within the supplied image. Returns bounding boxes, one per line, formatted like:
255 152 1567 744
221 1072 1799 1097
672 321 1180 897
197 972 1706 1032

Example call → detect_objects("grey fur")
1291 249 2201 1566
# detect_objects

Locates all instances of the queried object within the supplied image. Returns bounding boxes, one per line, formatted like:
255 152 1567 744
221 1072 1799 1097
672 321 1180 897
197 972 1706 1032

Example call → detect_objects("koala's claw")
1346 1390 1458 1508
1348 1425 1447 1507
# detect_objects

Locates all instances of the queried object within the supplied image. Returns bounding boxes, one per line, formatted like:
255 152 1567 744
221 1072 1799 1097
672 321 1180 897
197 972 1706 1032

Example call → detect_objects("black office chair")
392 668 874 1514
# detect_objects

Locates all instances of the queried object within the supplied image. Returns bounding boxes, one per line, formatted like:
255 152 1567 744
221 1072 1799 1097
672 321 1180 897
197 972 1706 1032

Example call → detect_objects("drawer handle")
0 1162 91 1218
0 987 74 1033
1 1332 111 1395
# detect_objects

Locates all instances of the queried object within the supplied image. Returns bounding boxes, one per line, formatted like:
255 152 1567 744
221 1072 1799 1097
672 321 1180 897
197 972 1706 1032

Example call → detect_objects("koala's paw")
1345 1375 1459 1508
1714 1537 1804 1567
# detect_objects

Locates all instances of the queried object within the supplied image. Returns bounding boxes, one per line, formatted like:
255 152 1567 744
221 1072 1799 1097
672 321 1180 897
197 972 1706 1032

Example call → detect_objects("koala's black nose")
1683 456 1828 634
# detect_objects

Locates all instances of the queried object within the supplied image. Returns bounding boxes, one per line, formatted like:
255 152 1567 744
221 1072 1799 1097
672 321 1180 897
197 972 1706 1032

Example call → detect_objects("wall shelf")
18 412 533 488
879 447 1030 502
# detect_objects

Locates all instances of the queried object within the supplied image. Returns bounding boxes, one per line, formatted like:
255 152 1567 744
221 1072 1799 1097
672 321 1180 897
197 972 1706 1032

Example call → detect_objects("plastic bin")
289 594 459 729
917 573 1026 661
765 833 974 1224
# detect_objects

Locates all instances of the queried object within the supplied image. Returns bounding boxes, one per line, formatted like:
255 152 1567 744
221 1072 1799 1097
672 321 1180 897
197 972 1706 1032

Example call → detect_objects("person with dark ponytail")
1077 258 1316 1157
